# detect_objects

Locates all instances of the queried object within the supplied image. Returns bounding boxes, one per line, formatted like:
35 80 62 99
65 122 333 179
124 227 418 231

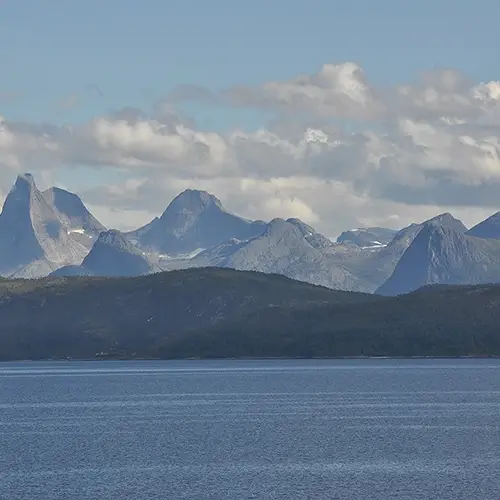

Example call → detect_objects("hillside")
0 269 500 360
160 283 500 359
0 268 371 360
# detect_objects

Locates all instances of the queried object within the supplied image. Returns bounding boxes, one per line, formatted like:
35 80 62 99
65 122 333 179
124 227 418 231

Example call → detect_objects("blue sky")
1 0 500 234
2 0 499 127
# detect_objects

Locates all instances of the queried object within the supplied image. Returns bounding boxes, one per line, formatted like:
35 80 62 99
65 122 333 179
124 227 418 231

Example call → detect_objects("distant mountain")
467 212 500 240
0 174 88 278
188 215 441 293
424 212 468 233
332 214 467 293
43 187 106 248
377 217 500 296
191 217 366 291
337 227 397 248
54 229 160 277
3 173 500 295
286 218 336 249
127 189 266 256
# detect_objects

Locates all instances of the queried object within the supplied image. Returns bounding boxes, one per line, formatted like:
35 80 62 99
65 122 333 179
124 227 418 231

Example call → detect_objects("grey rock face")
3 173 498 293
192 218 367 291
188 214 433 294
43 187 106 248
467 212 500 240
54 229 161 277
377 219 500 296
127 189 267 256
0 174 88 278
337 227 397 247
315 214 467 293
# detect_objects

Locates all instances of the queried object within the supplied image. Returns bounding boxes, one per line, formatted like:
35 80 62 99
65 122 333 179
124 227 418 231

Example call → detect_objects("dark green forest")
0 269 499 360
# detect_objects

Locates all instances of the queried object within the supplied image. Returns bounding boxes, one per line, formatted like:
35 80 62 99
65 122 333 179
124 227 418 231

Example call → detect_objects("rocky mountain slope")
0 174 89 278
467 212 500 240
53 229 160 277
191 218 368 291
43 187 106 248
337 227 397 248
377 216 500 295
127 189 267 256
4 173 500 293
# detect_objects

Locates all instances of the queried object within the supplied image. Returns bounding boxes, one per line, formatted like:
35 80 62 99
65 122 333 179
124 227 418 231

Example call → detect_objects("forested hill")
0 269 499 360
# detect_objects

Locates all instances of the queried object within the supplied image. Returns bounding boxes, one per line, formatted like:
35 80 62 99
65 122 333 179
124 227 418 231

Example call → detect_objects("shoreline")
2 355 500 363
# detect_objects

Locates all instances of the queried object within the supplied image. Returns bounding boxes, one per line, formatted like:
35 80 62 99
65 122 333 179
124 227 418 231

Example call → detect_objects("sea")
0 359 499 499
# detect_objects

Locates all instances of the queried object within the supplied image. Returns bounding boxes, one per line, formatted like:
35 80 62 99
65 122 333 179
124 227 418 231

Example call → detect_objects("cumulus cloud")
1 62 500 236
172 62 500 124
222 62 384 121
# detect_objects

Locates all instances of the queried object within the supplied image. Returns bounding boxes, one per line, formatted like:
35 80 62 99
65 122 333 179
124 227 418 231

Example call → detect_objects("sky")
1 0 500 236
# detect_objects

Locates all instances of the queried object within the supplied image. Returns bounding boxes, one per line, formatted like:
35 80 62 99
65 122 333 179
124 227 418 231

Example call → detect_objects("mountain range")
2 172 500 294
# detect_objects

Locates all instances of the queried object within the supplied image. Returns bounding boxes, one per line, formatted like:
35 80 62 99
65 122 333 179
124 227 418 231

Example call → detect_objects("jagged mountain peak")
162 189 224 217
55 229 161 278
425 212 467 232
263 218 295 236
44 186 83 204
286 218 316 235
52 228 160 278
129 189 265 256
376 220 500 296
15 172 36 188
43 186 106 238
467 211 500 240
94 229 138 251
337 226 397 248
0 173 88 277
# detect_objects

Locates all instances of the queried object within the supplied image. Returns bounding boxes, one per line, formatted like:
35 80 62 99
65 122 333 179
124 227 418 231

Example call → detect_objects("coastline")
3 354 500 362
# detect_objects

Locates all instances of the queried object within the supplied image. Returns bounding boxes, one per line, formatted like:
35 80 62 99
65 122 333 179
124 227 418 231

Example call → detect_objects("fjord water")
1 360 499 500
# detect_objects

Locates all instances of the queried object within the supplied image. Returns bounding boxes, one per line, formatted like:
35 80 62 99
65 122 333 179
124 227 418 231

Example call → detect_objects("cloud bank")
1 62 500 236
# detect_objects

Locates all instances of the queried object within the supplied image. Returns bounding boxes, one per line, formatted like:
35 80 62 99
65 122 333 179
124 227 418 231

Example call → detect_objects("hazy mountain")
43 187 106 248
1 173 497 294
191 217 367 291
337 227 397 248
54 229 160 277
188 215 438 293
377 217 500 296
467 212 500 240
127 189 266 256
328 214 467 292
286 218 337 249
0 174 88 278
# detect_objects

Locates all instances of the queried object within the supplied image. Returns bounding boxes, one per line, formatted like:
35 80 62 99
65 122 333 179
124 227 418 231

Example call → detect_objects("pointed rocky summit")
0 173 88 277
127 189 266 256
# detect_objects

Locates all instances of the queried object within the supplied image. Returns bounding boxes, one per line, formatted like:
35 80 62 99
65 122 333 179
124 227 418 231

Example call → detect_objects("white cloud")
222 62 384 121
1 62 500 237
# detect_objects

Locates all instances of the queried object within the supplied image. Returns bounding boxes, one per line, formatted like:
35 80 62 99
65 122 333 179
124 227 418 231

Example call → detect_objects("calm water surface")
0 359 499 499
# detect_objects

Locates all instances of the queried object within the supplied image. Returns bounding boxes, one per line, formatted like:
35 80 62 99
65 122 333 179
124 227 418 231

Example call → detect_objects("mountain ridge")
2 173 500 292
127 188 267 256
377 220 500 295
53 229 161 277
0 174 89 277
